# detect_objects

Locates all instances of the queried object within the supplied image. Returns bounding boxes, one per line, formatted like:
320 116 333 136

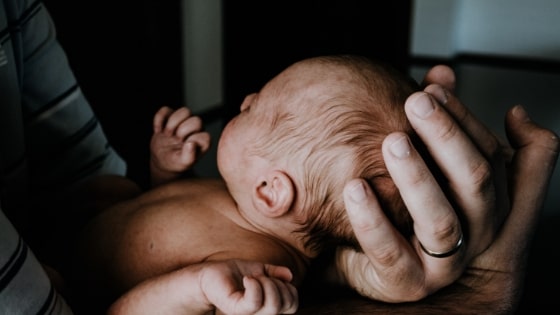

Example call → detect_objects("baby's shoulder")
206 232 307 280
139 178 229 199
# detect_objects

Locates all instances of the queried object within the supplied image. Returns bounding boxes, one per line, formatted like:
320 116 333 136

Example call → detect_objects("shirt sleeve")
19 0 127 193
0 1 126 313
0 209 74 315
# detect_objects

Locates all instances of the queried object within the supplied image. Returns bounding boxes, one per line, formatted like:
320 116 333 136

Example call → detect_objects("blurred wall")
182 0 223 114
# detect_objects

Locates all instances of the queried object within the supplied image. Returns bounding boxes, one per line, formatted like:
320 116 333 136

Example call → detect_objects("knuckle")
375 268 427 302
539 128 560 153
484 134 501 161
407 286 430 302
407 165 433 188
468 159 494 197
351 212 384 235
371 243 403 267
436 118 459 143
428 214 459 243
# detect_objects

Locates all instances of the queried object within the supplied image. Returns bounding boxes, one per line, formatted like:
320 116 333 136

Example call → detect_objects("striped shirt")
1 0 126 313
0 211 71 314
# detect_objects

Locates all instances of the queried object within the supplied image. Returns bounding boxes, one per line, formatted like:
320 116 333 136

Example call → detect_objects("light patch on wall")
182 0 223 113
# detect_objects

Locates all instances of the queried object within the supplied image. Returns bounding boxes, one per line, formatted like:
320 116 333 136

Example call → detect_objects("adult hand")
335 65 559 303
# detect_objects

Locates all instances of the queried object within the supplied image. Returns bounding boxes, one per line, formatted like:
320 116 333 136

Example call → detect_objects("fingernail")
426 84 448 105
347 180 367 203
512 105 531 122
411 93 435 119
390 136 411 159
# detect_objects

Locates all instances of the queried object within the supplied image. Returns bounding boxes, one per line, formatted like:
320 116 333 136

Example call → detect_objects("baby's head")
218 55 426 254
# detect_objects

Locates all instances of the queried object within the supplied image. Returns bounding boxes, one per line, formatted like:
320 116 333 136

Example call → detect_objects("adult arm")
329 66 559 305
0 1 126 314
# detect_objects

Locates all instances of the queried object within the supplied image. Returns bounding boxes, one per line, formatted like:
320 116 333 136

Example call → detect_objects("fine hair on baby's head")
251 54 431 252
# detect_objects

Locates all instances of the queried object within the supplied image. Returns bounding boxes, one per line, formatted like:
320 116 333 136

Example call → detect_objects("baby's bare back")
75 178 297 296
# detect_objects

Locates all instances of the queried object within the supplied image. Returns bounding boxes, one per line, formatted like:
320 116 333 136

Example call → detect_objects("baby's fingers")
186 132 211 153
270 278 298 314
237 276 265 314
263 264 293 283
179 133 211 165
176 115 204 140
248 276 298 315
163 107 192 136
153 106 174 133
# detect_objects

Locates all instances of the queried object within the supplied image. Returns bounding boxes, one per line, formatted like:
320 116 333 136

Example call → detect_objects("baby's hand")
201 260 298 315
150 106 211 186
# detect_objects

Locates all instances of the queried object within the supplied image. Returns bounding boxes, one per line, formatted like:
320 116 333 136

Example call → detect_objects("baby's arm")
108 259 298 315
150 106 211 186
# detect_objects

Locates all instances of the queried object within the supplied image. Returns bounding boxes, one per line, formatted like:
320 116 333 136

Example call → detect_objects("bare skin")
74 177 306 313
103 65 559 314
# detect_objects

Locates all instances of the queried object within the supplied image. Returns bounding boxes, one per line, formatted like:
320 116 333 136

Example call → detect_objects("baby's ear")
253 170 295 217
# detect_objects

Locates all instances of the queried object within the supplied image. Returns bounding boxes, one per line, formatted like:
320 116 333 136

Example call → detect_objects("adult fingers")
425 82 511 195
422 67 504 162
501 106 559 253
342 179 426 301
424 84 503 161
382 132 466 291
383 132 461 251
421 65 456 92
426 83 511 250
404 91 502 258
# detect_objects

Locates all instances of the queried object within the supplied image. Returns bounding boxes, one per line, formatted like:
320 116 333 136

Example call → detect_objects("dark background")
221 1 412 121
44 0 184 188
43 0 411 187
43 0 557 313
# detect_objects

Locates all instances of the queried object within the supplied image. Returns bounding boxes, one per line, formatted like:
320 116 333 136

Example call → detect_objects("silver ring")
419 232 464 258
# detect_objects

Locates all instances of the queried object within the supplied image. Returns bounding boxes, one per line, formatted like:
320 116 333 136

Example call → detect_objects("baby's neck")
227 200 316 264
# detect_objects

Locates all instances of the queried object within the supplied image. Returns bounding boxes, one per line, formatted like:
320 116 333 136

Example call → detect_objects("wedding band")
419 232 464 258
